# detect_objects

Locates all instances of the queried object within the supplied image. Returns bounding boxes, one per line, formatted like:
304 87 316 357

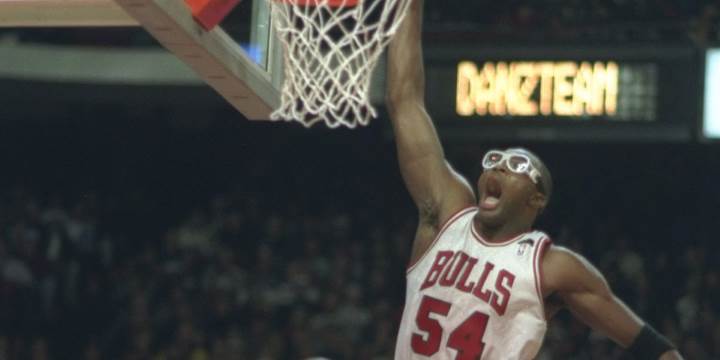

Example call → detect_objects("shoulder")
541 245 608 297
542 245 584 268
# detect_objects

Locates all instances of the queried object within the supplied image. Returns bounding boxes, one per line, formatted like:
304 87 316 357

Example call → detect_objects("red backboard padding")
185 0 242 30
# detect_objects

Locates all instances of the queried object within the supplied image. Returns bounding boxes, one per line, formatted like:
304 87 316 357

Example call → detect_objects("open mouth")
481 175 503 210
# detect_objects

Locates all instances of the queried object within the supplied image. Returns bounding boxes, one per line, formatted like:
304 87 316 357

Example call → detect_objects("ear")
529 191 547 212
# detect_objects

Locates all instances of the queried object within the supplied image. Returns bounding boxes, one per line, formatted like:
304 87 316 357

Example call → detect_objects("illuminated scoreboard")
454 60 659 122
456 61 620 118
421 44 699 142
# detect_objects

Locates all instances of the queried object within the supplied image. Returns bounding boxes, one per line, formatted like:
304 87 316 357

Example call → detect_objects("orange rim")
278 0 359 7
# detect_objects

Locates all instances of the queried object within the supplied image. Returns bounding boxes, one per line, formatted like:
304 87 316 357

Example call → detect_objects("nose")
492 162 510 173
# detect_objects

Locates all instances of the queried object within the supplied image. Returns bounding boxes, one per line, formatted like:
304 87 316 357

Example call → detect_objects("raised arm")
542 246 682 360
386 0 475 264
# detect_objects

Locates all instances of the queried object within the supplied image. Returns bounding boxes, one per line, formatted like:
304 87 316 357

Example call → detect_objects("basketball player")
386 1 683 359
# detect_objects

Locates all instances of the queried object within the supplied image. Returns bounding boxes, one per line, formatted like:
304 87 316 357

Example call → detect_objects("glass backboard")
0 0 282 120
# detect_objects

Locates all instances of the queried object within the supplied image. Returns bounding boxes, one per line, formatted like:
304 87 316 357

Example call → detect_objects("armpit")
418 199 439 228
544 292 565 320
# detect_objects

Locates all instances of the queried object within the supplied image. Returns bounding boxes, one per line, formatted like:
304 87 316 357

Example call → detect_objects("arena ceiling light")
704 48 720 140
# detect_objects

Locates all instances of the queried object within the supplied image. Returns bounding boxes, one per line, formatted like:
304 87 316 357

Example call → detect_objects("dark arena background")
1 0 720 359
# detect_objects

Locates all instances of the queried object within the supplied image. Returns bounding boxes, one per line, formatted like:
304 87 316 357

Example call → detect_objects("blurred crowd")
426 0 720 44
0 140 718 359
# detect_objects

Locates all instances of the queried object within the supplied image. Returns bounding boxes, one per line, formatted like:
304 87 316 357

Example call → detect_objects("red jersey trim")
470 222 533 247
533 236 552 319
406 206 477 274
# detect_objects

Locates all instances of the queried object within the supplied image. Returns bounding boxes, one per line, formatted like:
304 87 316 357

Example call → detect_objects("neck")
473 214 533 243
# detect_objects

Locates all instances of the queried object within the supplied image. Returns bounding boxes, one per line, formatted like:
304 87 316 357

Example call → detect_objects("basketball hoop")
267 0 411 128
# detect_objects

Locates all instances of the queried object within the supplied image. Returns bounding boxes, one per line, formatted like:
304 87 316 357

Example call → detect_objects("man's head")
476 148 553 228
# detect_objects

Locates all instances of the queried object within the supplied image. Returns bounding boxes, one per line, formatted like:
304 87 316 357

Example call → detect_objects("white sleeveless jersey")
395 207 551 360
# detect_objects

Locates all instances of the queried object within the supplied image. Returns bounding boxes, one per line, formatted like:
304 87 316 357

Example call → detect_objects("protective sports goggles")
482 150 542 185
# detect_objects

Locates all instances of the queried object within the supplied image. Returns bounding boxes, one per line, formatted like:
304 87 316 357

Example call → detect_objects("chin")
476 207 507 228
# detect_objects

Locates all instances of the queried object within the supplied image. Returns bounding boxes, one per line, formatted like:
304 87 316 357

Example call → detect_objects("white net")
267 0 411 128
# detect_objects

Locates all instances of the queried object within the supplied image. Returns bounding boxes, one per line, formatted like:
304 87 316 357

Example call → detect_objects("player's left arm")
542 246 683 360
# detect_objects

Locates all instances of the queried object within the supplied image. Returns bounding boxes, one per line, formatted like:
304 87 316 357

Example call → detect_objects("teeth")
483 196 500 205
